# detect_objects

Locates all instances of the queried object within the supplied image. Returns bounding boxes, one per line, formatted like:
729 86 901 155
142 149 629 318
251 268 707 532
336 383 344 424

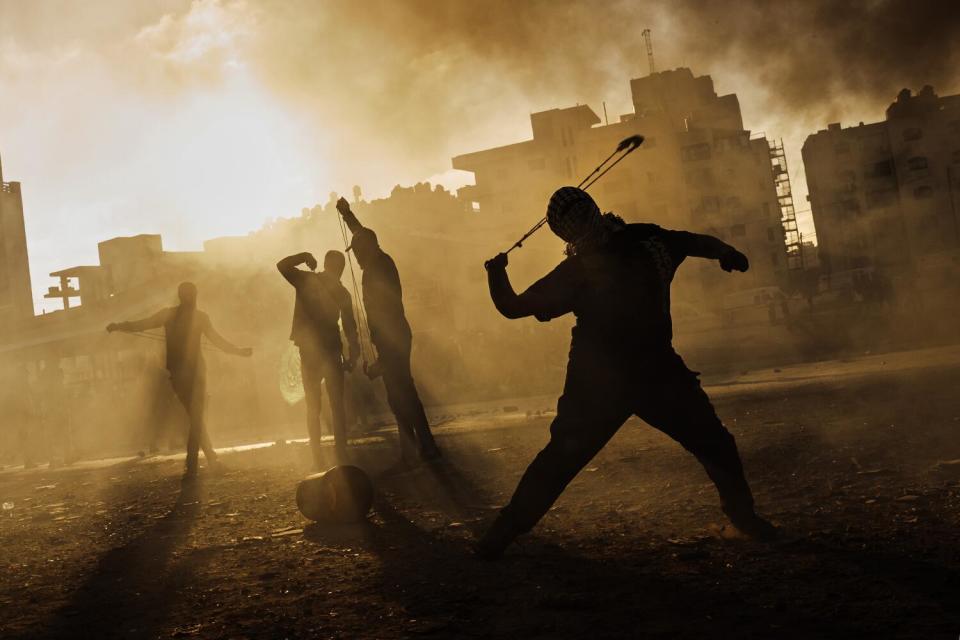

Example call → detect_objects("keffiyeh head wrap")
546 186 625 255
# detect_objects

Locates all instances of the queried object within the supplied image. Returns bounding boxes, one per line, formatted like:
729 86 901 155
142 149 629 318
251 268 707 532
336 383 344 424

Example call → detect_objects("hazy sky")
1 0 957 312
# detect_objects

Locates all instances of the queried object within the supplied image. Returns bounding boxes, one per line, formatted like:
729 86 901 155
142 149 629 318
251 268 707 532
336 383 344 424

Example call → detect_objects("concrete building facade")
0 154 34 329
452 68 794 313
802 86 960 300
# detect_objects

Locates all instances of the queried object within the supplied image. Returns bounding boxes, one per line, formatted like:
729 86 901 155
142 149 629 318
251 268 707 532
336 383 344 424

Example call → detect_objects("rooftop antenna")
642 28 656 75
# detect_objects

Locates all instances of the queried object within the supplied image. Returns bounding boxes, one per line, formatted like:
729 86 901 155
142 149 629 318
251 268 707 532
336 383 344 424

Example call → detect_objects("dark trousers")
300 345 347 464
380 348 438 459
501 349 755 533
170 371 216 475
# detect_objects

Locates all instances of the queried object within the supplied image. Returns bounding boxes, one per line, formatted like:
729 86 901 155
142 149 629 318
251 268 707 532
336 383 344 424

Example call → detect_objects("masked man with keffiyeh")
476 186 776 559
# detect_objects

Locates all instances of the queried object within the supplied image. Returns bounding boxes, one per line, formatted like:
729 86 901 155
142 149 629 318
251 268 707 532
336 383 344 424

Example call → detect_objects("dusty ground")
2 349 960 639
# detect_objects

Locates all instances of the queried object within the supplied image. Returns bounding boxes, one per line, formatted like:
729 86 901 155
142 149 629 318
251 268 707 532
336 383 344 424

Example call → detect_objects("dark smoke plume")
669 0 960 120
245 0 959 185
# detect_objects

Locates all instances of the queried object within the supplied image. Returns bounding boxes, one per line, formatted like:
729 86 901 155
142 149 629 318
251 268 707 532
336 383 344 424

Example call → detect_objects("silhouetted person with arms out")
336 197 441 469
277 249 359 465
107 282 252 482
476 187 776 559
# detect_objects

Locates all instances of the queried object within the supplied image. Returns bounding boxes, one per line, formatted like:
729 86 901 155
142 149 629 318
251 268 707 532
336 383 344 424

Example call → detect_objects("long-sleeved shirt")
341 210 411 356
277 257 359 358
116 306 239 378
487 223 735 361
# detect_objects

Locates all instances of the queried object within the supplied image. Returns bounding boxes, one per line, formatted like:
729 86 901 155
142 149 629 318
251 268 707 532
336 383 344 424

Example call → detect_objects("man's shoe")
724 508 778 541
474 516 520 560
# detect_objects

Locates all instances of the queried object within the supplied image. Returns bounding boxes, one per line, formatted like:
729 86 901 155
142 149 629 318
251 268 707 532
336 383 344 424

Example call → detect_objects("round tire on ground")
296 465 374 523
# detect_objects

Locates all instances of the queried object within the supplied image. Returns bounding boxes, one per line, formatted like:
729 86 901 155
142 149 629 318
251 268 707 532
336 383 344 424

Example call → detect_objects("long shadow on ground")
27 481 211 640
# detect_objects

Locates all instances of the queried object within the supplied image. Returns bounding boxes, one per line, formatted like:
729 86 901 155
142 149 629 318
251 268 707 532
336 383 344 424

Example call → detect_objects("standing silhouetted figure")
107 282 252 481
278 250 359 465
38 361 73 467
336 197 441 468
476 187 776 559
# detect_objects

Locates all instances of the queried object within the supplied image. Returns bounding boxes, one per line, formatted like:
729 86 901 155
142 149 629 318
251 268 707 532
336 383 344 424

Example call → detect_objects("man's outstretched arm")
676 231 749 272
335 197 365 234
485 254 527 319
277 252 317 286
484 253 574 321
106 309 169 333
202 317 252 357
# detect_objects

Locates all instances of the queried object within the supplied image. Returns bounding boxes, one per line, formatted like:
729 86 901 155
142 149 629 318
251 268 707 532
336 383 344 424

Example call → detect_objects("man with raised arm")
107 282 252 482
336 197 441 470
278 249 359 465
476 187 776 559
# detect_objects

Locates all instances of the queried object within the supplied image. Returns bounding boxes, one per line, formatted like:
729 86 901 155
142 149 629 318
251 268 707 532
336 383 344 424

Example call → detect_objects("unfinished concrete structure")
802 86 960 306
452 68 797 317
0 153 34 330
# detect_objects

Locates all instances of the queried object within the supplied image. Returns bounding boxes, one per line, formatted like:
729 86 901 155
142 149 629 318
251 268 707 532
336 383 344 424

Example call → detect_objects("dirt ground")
2 351 960 639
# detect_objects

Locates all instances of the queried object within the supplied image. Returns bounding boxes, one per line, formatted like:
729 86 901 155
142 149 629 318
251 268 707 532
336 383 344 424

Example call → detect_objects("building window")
839 169 856 190
471 201 481 213
871 160 894 177
762 202 771 216
730 224 746 237
867 189 897 208
767 227 776 241
907 156 928 171
914 185 933 199
903 127 923 141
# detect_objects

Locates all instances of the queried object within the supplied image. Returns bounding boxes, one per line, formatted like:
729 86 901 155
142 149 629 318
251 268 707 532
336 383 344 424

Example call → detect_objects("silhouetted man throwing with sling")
278 250 359 465
476 187 776 559
107 282 252 481
336 197 441 468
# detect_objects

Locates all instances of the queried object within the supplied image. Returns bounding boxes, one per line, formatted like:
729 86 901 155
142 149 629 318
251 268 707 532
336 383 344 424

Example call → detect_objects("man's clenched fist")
719 249 749 273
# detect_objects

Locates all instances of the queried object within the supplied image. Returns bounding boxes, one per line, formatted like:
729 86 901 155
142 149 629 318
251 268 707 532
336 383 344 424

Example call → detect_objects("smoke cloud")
668 0 960 122
1 0 957 311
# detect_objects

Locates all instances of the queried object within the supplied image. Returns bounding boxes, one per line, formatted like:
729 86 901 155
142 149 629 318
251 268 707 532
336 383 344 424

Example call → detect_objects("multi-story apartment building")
452 68 795 312
802 85 960 300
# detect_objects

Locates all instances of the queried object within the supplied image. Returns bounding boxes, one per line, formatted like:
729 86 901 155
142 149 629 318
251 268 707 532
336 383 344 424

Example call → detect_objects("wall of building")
803 86 960 305
453 67 790 315
0 168 35 329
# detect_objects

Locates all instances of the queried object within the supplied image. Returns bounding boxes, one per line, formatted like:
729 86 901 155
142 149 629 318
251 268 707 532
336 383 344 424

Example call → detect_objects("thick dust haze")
3 4 960 636
3 0 958 307
251 0 960 147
